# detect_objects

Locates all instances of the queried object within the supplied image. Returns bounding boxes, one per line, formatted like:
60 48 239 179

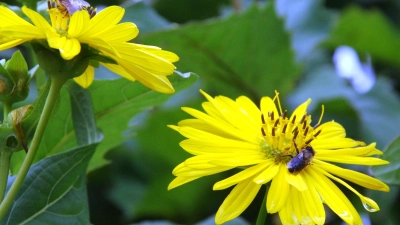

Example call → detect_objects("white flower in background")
333 46 375 94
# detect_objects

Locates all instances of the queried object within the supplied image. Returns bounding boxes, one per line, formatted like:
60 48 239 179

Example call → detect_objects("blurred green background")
1 0 400 224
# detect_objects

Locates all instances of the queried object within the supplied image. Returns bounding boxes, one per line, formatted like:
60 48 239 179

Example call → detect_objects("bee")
287 144 315 173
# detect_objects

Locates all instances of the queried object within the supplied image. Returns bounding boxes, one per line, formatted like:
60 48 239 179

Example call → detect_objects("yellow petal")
286 170 308 191
181 107 255 142
168 176 201 190
82 6 125 37
236 95 261 126
209 153 265 167
0 39 26 51
0 6 33 26
260 96 278 118
0 25 44 39
102 63 135 81
314 161 389 191
213 162 270 190
68 9 90 37
304 168 362 225
135 46 179 62
290 188 314 224
21 6 52 32
299 179 325 225
117 58 174 93
111 43 176 75
313 165 383 212
59 38 81 60
95 22 139 43
289 98 311 123
73 66 94 88
278 198 297 225
215 178 262 224
253 163 279 184
315 155 388 166
316 143 382 156
267 163 289 213
168 125 229 141
179 139 260 155
312 138 361 149
172 162 233 177
315 121 346 139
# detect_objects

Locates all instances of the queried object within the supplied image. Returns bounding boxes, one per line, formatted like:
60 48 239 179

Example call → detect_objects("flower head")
0 2 178 93
169 90 389 225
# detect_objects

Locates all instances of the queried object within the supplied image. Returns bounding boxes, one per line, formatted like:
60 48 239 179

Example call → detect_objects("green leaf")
2 143 97 225
140 3 301 100
11 73 198 173
325 6 400 67
372 137 400 185
66 82 103 146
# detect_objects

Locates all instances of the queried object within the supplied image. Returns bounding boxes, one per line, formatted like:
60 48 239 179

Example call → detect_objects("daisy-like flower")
168 90 389 225
0 1 178 93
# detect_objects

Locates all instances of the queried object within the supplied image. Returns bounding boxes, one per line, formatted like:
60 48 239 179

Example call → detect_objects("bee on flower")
0 0 178 93
168 90 389 225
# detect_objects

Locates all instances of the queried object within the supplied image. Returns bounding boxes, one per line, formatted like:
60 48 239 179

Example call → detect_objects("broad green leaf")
372 137 400 185
10 73 198 173
325 6 400 67
2 143 97 225
140 4 301 100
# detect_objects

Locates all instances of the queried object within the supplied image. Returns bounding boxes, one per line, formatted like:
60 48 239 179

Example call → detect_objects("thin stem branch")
0 77 65 220
2 103 11 123
256 184 269 225
0 150 12 203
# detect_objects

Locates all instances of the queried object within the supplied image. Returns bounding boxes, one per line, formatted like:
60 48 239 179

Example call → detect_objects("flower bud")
0 51 30 105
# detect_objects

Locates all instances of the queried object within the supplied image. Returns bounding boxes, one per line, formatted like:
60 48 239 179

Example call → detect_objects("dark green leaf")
325 6 400 67
3 143 98 225
140 4 301 100
67 82 103 146
372 137 400 185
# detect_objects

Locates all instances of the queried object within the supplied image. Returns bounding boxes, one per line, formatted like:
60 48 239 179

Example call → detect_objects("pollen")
260 93 323 163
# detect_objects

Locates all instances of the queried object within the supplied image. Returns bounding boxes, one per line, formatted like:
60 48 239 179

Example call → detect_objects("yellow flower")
169 90 389 225
0 2 178 93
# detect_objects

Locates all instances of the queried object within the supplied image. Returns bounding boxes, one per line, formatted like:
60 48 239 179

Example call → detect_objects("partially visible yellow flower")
169 90 389 225
0 3 178 93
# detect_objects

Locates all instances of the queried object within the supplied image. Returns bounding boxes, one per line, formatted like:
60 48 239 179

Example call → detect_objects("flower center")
47 0 96 33
260 108 322 164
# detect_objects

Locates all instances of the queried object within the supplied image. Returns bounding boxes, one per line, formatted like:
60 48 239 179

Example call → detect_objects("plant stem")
0 149 12 203
2 103 11 123
255 184 269 225
0 77 65 220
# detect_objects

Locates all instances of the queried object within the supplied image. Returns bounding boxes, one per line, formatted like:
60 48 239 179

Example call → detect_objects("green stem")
0 149 12 202
255 184 269 225
0 77 65 220
2 103 11 123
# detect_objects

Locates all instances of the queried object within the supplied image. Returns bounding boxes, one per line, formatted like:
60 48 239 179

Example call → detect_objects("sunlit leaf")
140 3 300 100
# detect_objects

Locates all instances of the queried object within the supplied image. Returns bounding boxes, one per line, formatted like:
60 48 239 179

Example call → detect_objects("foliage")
0 0 399 224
